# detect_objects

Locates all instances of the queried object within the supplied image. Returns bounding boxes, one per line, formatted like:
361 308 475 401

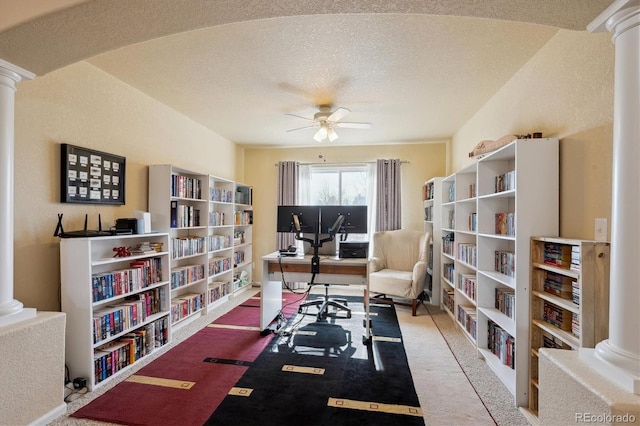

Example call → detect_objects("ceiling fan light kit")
286 105 372 143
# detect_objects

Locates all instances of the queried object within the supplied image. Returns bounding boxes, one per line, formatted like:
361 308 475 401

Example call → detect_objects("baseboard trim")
30 403 67 426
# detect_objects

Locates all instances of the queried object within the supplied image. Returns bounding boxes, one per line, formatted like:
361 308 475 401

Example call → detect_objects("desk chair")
299 284 352 320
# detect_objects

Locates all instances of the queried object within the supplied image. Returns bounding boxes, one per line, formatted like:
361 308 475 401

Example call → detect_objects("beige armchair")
368 229 430 316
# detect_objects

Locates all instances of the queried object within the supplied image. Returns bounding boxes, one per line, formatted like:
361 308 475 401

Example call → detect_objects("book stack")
208 256 231 276
495 250 515 277
457 305 477 339
448 183 455 202
571 245 581 270
458 243 477 267
442 289 455 313
543 271 573 300
495 286 516 319
210 187 233 203
170 235 205 259
170 264 205 289
494 170 516 193
488 320 515 369
543 301 572 331
457 273 477 301
572 280 580 305
542 330 571 350
469 212 477 232
209 281 231 303
543 242 572 268
171 175 202 199
494 212 515 236
572 312 580 338
442 233 454 256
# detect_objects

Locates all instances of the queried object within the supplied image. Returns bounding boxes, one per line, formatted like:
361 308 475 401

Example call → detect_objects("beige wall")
14 61 241 311
242 142 448 282
452 30 614 240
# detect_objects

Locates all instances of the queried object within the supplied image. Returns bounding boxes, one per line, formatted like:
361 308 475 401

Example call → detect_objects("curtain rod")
274 160 410 166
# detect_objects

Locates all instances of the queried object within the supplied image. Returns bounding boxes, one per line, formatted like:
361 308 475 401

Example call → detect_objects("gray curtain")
277 161 299 250
375 159 402 231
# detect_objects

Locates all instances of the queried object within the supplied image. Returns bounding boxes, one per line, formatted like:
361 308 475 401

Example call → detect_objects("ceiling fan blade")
327 107 350 122
286 124 319 132
335 122 372 129
314 126 328 142
284 113 315 121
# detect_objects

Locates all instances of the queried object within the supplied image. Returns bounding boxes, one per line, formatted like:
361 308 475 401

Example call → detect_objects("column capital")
588 0 640 39
0 58 35 85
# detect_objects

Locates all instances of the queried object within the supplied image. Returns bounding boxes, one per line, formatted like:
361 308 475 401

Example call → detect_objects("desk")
260 252 371 343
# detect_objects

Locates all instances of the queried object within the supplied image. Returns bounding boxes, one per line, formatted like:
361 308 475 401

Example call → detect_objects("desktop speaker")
339 242 369 259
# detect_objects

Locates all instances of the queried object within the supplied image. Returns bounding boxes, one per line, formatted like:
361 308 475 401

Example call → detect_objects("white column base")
0 305 36 327
582 345 640 394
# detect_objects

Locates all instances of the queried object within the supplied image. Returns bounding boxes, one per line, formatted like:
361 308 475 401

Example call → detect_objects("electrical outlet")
595 218 607 241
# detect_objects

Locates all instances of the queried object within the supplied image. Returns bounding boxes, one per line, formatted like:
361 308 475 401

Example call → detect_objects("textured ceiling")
0 0 613 147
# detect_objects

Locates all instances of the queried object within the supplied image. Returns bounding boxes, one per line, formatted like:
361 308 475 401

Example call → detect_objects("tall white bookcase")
439 138 559 407
423 177 443 305
148 165 253 331
60 233 171 391
440 173 456 318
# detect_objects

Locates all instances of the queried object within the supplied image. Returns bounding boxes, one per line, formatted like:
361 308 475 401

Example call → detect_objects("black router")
54 213 115 238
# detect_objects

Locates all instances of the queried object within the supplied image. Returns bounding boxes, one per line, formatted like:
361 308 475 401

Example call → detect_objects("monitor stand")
303 234 337 256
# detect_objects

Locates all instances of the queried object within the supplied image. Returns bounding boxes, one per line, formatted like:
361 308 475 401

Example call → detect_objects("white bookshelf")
438 138 559 407
440 173 456 319
148 165 254 330
423 177 443 305
60 233 171 391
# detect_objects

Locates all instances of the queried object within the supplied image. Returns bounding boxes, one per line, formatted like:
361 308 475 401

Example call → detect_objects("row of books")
92 288 166 344
210 187 233 203
424 205 433 221
170 263 205 290
446 210 455 228
495 170 516 193
543 301 572 331
209 210 226 226
469 212 477 232
209 234 233 251
171 292 205 324
93 318 168 385
92 257 162 303
170 202 201 228
457 273 477 301
423 182 435 201
171 174 202 200
458 243 477 267
542 330 571 350
572 312 580 338
234 210 253 226
542 242 580 269
488 320 515 369
457 305 477 340
495 286 515 319
233 250 246 266
448 183 455 202
442 289 455 313
495 250 516 278
468 183 476 199
235 187 252 205
543 270 574 300
170 235 205 259
442 233 454 256
209 281 232 304
209 256 232 276
495 212 515 236
443 262 454 284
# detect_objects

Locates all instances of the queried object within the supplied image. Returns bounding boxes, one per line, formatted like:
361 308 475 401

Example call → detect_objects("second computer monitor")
320 205 368 234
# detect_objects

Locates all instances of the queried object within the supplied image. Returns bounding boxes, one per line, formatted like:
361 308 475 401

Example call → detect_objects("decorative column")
587 0 640 393
0 58 36 327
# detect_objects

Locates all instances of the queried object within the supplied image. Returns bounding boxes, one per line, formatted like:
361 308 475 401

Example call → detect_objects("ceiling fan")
285 105 372 142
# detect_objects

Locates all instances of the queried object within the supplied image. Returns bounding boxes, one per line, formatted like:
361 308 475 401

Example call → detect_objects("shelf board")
93 311 169 349
532 262 580 279
479 306 516 337
477 232 516 241
531 319 580 348
92 280 170 308
209 247 233 255
478 347 516 396
171 196 207 203
171 277 207 293
477 189 515 200
93 251 169 266
172 251 206 262
457 288 477 306
209 270 232 280
478 269 515 289
532 290 579 314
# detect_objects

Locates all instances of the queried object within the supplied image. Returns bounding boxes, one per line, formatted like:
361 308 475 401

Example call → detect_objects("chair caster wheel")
298 307 302 313
347 312 352 319
363 319 372 328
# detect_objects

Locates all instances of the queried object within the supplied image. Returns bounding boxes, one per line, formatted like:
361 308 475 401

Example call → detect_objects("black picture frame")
60 143 126 205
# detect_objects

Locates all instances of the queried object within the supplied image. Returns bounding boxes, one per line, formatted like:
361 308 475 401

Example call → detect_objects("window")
299 163 374 241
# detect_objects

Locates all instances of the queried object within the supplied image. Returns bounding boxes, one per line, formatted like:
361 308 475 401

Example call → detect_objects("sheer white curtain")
375 159 402 231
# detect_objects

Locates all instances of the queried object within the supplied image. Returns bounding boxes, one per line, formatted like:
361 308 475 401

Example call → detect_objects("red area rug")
71 292 304 425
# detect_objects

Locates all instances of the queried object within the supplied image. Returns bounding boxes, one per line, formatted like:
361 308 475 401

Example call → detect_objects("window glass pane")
341 170 367 205
309 171 339 205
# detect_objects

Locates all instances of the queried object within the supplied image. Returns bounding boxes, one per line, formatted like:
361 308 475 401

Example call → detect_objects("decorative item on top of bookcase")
423 177 443 305
60 233 171 391
522 237 610 422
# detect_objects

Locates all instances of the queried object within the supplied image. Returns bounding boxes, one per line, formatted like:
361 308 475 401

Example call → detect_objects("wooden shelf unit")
525 237 610 419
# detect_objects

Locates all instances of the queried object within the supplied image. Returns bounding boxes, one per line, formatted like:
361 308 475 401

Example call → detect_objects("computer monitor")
320 205 368 234
276 205 321 234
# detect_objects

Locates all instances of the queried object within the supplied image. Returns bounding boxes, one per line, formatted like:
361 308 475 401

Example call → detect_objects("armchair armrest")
369 256 385 273
412 260 427 284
